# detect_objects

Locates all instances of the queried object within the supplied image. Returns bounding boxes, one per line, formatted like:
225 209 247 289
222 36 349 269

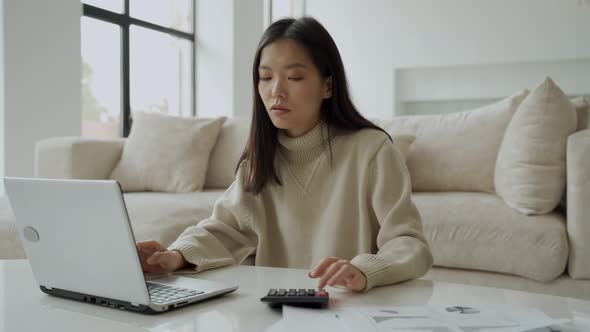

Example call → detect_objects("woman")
137 16 432 292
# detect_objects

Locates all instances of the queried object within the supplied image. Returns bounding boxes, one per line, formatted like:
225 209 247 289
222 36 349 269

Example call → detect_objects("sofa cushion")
373 90 528 193
124 190 225 247
205 117 251 189
566 129 590 279
557 97 590 211
414 192 568 282
111 113 226 193
495 78 578 215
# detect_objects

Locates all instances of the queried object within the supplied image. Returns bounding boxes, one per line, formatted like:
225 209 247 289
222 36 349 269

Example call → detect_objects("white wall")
305 0 590 118
234 0 263 117
195 0 263 118
0 2 5 193
1 0 81 191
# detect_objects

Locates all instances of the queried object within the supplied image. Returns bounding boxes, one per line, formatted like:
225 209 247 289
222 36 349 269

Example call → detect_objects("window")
81 0 195 138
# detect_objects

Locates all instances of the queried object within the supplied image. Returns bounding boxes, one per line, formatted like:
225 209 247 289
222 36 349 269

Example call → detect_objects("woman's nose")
271 80 286 99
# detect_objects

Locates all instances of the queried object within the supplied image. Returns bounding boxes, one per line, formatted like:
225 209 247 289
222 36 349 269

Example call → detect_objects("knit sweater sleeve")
351 139 433 291
167 166 258 273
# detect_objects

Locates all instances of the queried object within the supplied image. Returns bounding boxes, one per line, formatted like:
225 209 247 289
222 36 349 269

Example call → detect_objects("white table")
1 260 589 332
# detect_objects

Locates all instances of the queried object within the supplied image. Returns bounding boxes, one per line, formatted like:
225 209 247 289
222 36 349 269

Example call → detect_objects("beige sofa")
2 93 589 300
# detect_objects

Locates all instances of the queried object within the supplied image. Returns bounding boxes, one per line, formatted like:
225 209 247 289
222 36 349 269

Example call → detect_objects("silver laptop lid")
4 177 150 306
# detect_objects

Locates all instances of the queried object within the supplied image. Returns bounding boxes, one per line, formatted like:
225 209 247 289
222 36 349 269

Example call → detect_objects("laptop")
4 177 239 314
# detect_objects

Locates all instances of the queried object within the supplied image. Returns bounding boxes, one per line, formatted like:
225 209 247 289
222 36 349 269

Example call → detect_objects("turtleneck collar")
277 121 330 163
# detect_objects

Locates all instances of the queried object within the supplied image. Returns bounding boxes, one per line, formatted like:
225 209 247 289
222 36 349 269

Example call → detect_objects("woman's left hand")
308 257 367 292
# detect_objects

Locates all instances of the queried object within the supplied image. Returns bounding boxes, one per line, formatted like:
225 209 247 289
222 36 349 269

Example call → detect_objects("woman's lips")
271 107 290 115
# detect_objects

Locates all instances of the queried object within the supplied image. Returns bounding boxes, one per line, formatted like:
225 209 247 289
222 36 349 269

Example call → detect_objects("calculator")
260 288 329 308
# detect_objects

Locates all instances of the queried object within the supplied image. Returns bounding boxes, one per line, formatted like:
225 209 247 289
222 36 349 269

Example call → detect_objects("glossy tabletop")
1 260 589 332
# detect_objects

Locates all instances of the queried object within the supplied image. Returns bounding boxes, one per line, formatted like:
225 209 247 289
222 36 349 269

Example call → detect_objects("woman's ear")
323 76 333 99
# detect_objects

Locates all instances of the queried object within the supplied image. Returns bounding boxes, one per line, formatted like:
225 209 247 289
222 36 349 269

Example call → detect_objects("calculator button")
318 291 328 297
288 289 297 296
307 289 315 296
277 289 287 296
297 289 306 296
268 289 277 296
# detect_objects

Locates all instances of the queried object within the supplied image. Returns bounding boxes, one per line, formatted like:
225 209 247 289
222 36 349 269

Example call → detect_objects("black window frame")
82 1 196 137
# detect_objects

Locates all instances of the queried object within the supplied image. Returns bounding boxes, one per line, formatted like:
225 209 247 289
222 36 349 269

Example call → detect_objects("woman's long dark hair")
237 16 392 194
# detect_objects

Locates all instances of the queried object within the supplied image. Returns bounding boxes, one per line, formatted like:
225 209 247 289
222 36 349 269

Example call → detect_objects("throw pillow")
495 77 578 215
204 117 251 189
373 89 529 193
110 112 226 193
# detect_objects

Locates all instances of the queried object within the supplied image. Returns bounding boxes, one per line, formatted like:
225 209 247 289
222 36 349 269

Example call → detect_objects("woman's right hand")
136 240 188 273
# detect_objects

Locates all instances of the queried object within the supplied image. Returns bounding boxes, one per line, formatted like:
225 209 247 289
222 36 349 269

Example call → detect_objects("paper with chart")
277 304 569 332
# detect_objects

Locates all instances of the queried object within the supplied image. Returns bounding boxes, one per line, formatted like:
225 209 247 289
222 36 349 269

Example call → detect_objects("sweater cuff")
350 254 391 292
168 241 235 273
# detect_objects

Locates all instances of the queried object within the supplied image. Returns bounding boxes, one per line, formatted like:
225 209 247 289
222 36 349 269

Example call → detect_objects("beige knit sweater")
168 122 433 291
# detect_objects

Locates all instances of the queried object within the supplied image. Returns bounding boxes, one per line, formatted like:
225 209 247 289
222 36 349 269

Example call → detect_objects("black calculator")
260 288 329 308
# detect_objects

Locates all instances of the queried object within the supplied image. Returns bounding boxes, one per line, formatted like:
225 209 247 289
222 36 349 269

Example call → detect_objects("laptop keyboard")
147 282 204 304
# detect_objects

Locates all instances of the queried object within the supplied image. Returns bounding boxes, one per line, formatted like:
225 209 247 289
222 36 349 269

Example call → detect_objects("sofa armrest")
35 137 126 179
567 129 590 279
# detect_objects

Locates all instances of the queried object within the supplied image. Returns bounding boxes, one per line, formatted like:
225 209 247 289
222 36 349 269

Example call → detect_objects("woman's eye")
289 77 303 81
259 77 272 81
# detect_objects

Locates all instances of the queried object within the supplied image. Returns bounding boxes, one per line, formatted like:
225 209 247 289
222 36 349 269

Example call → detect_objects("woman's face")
258 39 331 138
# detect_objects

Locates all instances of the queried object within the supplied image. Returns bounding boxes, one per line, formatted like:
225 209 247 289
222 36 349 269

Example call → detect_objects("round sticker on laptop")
23 226 40 242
